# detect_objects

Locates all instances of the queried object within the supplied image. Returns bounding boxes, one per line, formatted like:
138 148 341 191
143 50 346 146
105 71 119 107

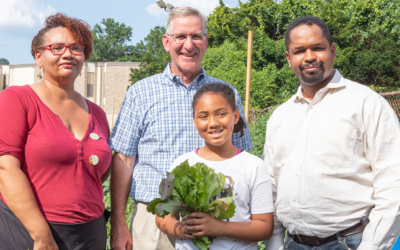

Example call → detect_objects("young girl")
156 83 274 249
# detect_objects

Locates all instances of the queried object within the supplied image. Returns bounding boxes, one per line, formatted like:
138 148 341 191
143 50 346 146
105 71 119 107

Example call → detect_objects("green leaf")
205 197 236 219
147 198 163 214
159 172 175 200
192 236 212 250
149 199 193 219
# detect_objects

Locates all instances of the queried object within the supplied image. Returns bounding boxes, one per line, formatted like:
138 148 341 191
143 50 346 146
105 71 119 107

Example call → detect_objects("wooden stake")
112 97 115 129
245 30 253 123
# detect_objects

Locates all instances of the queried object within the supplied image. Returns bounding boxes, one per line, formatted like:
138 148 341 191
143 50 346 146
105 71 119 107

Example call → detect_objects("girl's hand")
182 212 225 238
177 221 197 240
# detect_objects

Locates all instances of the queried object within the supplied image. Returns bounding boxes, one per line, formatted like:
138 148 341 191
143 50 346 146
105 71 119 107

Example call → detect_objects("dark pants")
0 199 109 250
284 232 363 250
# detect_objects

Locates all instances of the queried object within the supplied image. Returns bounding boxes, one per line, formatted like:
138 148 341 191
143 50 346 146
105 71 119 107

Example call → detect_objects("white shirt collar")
294 69 345 103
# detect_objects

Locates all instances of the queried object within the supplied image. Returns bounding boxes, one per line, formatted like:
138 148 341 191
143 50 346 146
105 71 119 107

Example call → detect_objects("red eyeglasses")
41 44 85 55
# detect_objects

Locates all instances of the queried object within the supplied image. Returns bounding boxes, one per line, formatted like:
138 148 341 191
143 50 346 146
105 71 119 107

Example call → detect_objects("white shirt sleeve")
262 119 285 249
249 160 274 214
357 96 400 250
168 154 189 172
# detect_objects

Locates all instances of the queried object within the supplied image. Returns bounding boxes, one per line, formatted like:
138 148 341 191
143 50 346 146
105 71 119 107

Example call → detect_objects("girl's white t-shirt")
169 150 274 250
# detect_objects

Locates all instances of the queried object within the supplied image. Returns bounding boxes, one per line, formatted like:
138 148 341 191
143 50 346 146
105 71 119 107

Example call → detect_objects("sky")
0 0 248 65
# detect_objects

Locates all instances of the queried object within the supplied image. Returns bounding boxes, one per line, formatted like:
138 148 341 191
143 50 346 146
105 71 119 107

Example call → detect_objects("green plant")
147 161 235 250
258 241 266 250
248 109 275 158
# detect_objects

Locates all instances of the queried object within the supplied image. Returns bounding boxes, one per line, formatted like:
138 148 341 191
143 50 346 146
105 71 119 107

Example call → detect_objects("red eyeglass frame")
41 44 85 56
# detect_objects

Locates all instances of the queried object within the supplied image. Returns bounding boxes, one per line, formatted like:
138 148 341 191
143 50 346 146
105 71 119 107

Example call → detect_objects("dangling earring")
37 67 42 79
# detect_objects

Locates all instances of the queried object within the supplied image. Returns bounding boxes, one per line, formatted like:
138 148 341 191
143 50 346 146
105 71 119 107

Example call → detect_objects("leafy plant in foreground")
147 160 236 250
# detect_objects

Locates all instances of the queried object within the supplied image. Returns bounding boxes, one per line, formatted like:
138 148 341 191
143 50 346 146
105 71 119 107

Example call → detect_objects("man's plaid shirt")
109 64 253 202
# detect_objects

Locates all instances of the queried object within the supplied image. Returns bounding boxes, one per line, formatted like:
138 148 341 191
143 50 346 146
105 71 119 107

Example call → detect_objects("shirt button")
293 198 296 202
89 155 99 166
190 133 193 137
90 133 100 140
310 106 314 109
300 150 303 153
295 172 298 176
296 222 300 226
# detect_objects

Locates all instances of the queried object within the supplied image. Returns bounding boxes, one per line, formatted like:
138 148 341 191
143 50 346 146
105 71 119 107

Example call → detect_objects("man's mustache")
299 62 323 71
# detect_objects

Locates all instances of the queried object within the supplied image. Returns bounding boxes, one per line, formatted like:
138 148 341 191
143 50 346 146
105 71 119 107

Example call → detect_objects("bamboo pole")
112 97 115 129
245 31 253 123
379 91 400 97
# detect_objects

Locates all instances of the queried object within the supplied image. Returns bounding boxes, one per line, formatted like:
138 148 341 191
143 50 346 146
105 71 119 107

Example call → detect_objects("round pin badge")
90 133 100 140
89 155 99 166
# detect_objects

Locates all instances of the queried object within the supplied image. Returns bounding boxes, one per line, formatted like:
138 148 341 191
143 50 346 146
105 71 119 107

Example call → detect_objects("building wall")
75 64 86 96
12 67 35 86
103 63 139 127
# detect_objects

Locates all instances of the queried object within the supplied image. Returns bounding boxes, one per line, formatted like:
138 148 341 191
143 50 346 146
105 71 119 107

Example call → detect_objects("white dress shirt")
263 70 400 250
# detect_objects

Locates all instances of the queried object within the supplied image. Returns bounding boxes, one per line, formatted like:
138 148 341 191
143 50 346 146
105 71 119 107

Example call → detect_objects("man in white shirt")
263 16 400 250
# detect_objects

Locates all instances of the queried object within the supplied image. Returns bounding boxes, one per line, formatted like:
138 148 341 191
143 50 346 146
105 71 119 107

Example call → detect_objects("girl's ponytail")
233 116 246 138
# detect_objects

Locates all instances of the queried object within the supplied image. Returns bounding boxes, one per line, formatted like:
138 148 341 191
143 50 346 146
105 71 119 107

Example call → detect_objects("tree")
92 18 139 62
129 26 171 86
125 0 400 107
0 58 10 65
204 0 400 109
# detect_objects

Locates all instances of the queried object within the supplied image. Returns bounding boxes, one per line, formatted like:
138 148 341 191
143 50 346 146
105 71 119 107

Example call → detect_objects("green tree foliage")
0 58 10 65
203 0 400 109
129 26 171 85
92 18 140 62
126 0 400 107
336 33 400 89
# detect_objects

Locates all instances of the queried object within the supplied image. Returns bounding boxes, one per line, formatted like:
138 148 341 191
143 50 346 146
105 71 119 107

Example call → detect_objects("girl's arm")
156 213 197 240
183 212 274 242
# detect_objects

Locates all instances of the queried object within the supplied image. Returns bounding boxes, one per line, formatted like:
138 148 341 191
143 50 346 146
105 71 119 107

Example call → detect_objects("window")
1 75 6 91
86 72 94 97
87 83 94 97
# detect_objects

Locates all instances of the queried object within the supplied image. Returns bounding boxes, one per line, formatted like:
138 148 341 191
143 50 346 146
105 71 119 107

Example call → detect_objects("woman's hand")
181 212 226 238
33 236 59 250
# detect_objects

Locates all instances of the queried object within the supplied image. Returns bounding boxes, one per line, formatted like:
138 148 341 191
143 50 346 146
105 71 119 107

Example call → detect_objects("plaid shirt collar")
163 63 206 88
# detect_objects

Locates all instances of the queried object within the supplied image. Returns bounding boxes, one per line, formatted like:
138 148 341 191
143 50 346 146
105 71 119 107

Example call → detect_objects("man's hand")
110 153 136 250
110 216 132 250
182 212 225 238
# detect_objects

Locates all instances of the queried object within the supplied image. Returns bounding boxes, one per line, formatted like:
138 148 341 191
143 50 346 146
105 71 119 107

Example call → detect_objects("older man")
109 6 253 250
263 16 400 250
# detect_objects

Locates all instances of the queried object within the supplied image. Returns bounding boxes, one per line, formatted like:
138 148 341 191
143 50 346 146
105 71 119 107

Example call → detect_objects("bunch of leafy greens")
147 160 236 250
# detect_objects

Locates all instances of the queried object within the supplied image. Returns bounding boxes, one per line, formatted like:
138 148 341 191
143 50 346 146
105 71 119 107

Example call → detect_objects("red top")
0 85 112 223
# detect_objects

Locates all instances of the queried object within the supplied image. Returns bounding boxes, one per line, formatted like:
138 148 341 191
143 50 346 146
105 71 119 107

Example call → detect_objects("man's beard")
299 61 325 84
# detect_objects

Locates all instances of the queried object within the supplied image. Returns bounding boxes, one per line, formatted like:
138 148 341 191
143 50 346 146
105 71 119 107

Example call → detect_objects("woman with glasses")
0 13 111 250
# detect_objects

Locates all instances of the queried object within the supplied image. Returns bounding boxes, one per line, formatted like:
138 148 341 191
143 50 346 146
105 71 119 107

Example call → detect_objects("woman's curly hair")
31 13 93 60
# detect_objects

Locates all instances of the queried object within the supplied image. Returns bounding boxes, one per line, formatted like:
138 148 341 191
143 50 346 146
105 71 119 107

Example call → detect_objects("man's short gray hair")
166 6 208 35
